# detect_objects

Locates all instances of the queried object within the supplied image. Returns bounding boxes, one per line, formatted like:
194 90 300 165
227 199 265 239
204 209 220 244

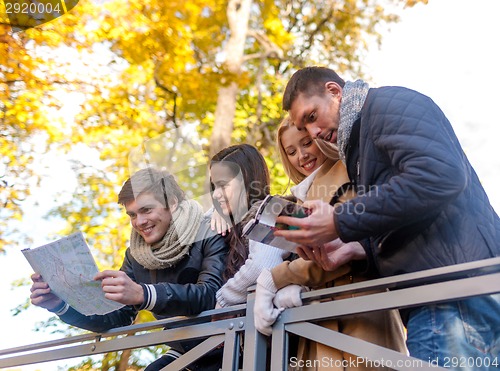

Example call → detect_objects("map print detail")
22 232 124 315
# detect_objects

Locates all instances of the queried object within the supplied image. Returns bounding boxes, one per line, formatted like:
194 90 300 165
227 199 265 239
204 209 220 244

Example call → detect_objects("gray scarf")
337 79 370 164
130 199 203 270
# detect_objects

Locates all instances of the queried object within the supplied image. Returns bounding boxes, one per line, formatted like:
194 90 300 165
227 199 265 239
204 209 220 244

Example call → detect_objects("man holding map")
29 167 229 370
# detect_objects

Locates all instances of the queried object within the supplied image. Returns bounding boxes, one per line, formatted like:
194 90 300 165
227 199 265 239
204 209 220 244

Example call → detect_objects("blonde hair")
315 138 339 162
276 116 340 184
276 116 307 184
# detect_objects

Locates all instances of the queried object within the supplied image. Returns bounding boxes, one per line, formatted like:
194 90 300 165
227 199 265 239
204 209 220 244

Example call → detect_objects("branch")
303 8 334 51
246 29 284 60
153 71 178 129
2 78 103 88
242 52 269 62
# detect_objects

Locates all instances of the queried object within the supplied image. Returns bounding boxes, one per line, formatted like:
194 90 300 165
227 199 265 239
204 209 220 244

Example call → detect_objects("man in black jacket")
30 167 228 370
272 66 500 368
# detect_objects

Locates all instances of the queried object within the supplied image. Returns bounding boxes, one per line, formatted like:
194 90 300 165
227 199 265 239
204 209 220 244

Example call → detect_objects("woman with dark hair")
209 143 292 307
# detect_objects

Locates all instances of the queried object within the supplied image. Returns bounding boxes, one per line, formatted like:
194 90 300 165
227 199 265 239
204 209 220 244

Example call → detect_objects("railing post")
242 286 268 371
269 315 288 371
221 324 242 371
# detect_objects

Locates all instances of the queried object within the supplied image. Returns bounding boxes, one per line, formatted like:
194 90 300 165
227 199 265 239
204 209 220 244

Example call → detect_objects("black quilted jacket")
335 86 500 277
58 218 228 333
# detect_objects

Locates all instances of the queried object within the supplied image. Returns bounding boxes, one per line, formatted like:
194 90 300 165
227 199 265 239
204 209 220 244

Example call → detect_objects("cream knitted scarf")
337 79 370 164
130 199 203 270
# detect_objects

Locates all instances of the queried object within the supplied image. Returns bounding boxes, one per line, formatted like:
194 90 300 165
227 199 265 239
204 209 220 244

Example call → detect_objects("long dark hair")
210 144 270 281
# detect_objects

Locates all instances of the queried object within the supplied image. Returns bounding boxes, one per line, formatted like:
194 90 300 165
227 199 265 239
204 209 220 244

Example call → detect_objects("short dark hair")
282 66 345 111
118 167 185 209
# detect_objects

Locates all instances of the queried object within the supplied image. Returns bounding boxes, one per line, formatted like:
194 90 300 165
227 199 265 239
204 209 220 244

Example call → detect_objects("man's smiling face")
289 82 342 145
125 193 174 244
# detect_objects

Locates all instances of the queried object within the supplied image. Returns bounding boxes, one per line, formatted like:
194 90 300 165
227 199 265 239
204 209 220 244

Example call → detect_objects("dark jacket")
335 86 500 277
56 219 228 333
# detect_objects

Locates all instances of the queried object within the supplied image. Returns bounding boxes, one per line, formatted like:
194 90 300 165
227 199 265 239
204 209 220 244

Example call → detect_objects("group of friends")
30 67 500 370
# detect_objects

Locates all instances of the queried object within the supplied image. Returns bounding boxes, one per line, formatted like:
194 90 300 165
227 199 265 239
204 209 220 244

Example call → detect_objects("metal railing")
1 257 499 370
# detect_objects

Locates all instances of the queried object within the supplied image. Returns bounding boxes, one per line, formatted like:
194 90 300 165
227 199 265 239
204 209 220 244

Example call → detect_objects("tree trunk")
209 0 252 157
211 82 239 156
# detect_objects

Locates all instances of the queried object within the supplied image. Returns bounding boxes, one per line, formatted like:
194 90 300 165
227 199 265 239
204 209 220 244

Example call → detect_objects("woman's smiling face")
210 162 246 219
280 125 327 177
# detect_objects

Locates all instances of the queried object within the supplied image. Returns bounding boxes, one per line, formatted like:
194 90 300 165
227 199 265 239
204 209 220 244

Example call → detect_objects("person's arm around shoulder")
206 206 231 236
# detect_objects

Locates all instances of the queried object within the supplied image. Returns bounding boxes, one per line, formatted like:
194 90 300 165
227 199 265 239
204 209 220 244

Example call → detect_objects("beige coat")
271 160 407 371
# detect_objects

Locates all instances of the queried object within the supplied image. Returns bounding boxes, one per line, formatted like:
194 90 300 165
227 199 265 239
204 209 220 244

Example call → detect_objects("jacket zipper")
356 161 360 185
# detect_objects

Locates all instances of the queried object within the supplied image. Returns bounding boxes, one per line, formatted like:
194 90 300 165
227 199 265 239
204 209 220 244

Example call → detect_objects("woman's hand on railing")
254 270 283 336
273 284 309 309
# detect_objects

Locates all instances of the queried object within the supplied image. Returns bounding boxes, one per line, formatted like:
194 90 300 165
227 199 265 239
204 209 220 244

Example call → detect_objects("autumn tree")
0 26 68 253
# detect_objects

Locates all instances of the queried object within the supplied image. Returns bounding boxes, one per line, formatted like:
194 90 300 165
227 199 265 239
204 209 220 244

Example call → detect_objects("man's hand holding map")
23 232 124 315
